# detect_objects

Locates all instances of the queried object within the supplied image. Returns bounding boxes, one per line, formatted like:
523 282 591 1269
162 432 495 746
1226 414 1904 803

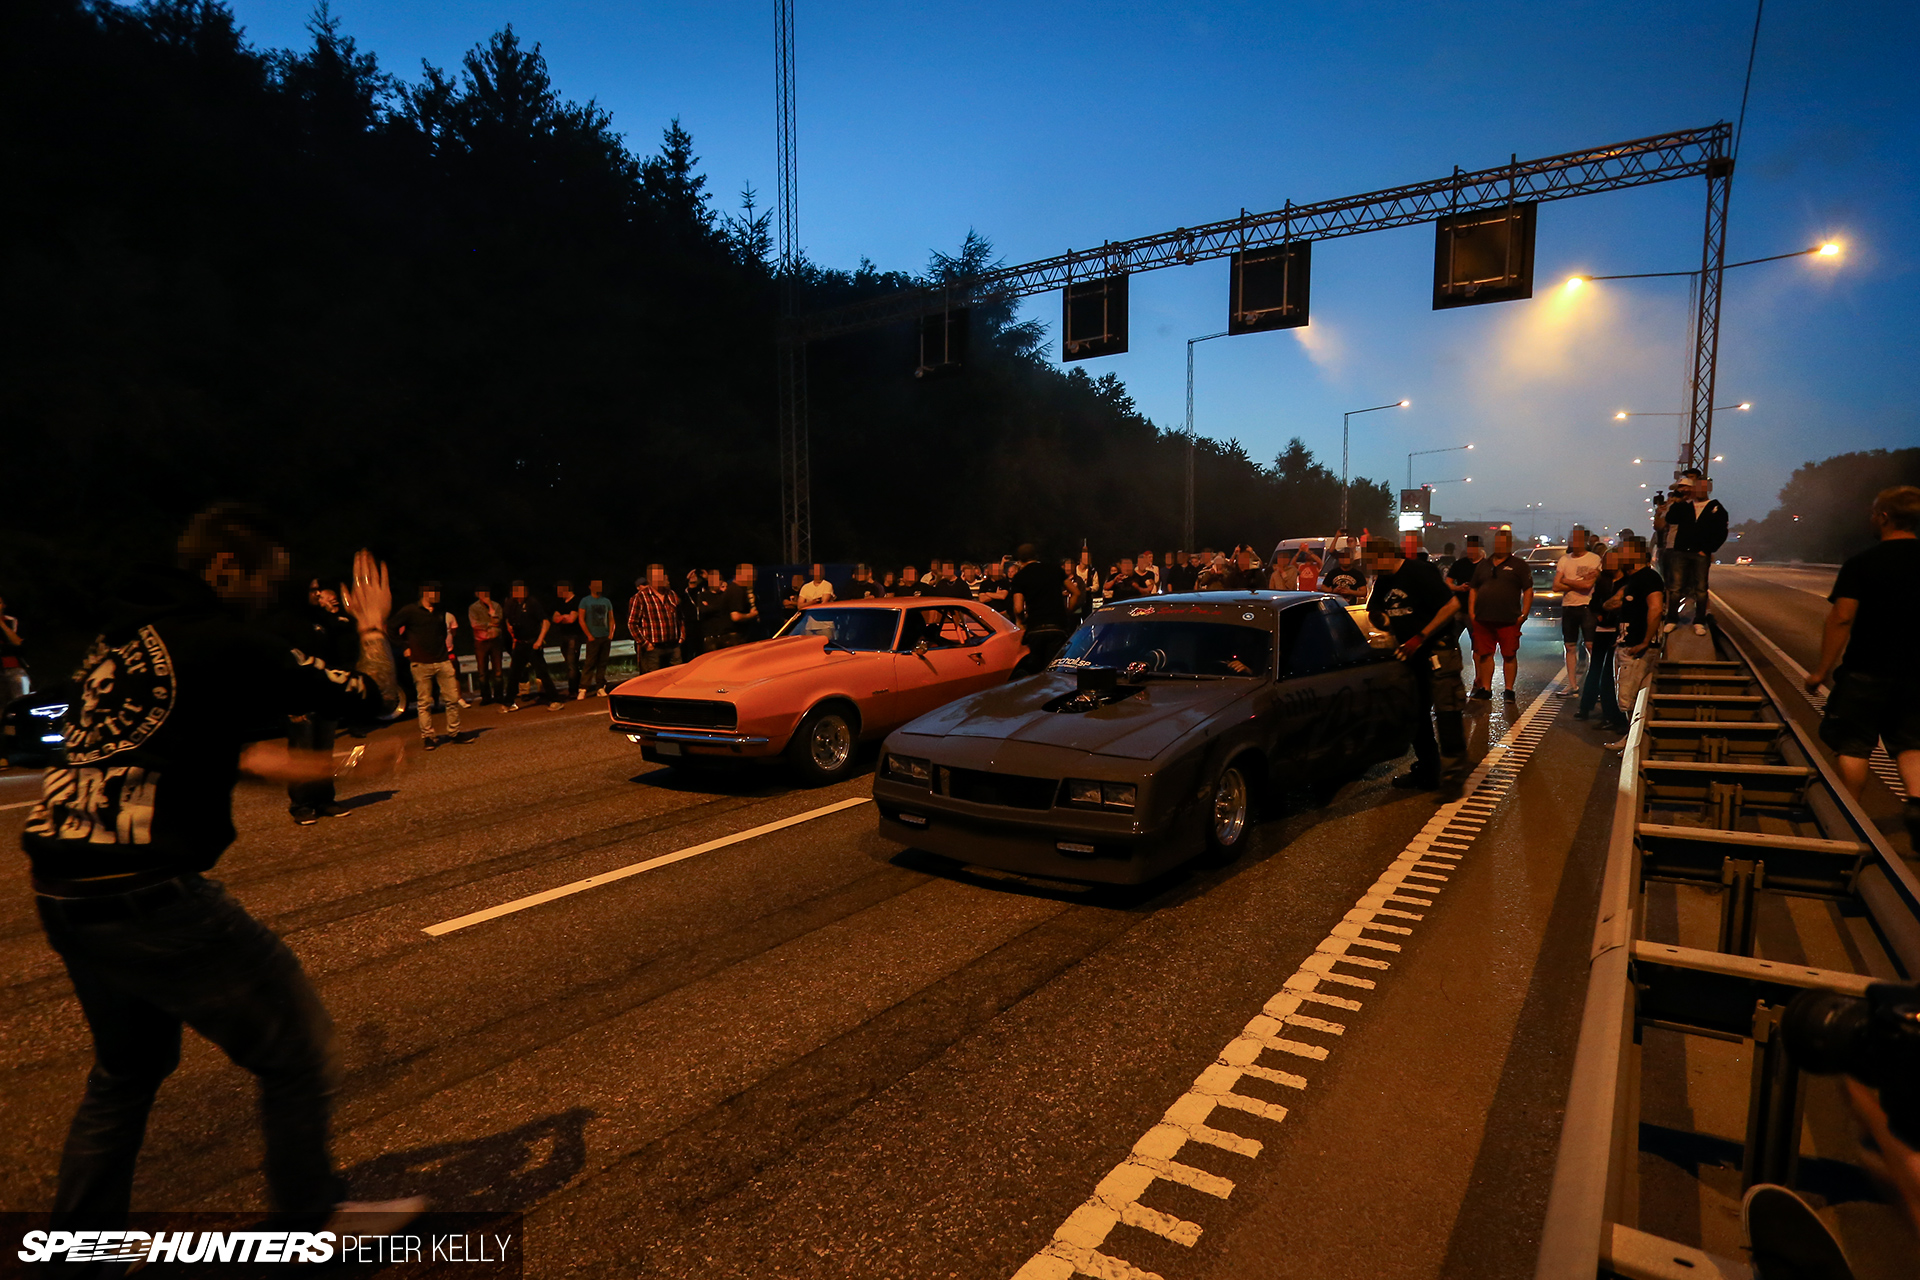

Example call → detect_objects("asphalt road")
1 630 1613 1280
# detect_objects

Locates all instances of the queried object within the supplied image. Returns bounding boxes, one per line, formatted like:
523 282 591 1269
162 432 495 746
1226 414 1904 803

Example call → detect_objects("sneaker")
422 736 440 751
451 730 479 745
291 807 319 826
317 803 354 819
1742 1183 1852 1280
1503 688 1518 701
1603 737 1627 753
325 1195 429 1239
1555 686 1575 696
547 701 566 712
457 697 471 708
596 688 609 698
1692 623 1707 636
505 703 521 713
1662 622 1677 634
576 689 587 701
1470 687 1493 700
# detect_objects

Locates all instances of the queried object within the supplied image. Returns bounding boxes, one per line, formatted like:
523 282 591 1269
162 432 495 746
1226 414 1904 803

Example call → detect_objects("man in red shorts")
1468 528 1533 703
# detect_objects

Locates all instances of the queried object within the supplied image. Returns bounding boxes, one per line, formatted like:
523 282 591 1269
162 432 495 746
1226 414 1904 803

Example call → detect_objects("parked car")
609 599 1026 783
1524 544 1567 564
1529 561 1563 620
1 684 71 769
873 591 1417 885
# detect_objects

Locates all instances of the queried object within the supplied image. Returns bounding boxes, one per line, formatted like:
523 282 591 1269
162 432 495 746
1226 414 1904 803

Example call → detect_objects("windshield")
778 607 900 651
1052 618 1274 677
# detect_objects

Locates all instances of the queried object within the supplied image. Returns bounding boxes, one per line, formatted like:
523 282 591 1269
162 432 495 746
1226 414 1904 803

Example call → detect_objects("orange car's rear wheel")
788 704 858 784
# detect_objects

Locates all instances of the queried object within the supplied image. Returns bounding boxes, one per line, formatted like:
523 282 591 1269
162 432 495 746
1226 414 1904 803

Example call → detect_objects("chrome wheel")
809 714 853 771
1212 767 1249 847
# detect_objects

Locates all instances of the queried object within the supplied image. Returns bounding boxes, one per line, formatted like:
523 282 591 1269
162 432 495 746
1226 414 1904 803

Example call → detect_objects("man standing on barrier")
1366 535 1467 797
23 504 421 1243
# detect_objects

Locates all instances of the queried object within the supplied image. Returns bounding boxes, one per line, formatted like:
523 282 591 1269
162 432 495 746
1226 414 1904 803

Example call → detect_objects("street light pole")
1342 399 1410 531
1185 331 1230 551
1407 443 1472 492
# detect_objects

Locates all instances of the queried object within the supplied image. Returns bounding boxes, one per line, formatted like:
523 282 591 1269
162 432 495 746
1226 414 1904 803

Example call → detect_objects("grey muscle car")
872 591 1419 885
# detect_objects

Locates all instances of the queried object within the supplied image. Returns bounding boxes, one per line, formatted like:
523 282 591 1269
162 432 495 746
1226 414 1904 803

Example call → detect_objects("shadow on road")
339 1107 593 1211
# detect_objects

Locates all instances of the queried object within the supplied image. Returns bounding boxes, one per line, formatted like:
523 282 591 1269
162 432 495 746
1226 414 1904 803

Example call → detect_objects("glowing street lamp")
1341 398 1409 528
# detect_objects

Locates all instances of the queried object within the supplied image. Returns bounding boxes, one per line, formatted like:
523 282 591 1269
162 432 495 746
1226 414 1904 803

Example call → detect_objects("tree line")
1728 447 1920 563
1 0 1395 672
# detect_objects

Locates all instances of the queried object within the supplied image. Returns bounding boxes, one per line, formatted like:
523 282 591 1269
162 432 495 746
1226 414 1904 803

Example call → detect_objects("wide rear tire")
787 705 859 785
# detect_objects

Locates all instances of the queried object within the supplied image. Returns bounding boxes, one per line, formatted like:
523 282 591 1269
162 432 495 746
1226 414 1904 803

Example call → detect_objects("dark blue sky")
230 0 1916 538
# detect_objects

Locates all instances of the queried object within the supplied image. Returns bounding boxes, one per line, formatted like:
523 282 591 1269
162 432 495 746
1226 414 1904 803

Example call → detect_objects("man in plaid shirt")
628 564 684 673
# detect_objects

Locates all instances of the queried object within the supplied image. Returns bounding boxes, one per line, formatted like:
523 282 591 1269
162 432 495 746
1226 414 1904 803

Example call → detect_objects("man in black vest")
1657 468 1729 637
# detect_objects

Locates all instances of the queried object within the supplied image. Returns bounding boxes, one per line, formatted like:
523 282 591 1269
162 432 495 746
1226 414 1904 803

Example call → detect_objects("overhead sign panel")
1433 202 1537 309
1228 241 1311 334
915 308 970 379
1062 275 1128 361
1400 488 1430 514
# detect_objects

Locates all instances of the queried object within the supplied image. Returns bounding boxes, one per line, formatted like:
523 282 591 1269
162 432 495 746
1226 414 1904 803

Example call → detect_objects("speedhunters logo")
19 1230 339 1265
2 1213 520 1278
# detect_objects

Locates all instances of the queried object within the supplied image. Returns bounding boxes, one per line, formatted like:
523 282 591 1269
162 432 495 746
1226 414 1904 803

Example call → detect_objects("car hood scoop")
910 670 1250 761
1042 666 1146 714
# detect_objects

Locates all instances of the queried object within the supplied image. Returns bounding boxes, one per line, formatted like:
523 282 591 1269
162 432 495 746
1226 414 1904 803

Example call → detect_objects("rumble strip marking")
1011 678 1565 1280
421 797 871 936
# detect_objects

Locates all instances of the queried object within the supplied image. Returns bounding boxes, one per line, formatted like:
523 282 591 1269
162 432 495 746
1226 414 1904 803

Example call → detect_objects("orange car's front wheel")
787 704 858 785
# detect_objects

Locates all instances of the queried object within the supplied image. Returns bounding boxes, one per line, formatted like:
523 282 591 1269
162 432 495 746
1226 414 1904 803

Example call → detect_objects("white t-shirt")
798 579 835 605
1555 552 1603 607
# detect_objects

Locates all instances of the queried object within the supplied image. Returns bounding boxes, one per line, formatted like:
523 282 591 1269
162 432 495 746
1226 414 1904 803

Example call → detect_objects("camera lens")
1781 988 1873 1075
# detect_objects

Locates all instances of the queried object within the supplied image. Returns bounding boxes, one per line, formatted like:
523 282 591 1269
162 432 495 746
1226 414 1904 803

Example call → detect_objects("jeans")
472 636 503 702
638 644 681 674
508 641 557 704
286 717 336 813
1580 634 1622 726
1667 551 1709 625
557 636 582 694
37 876 345 1227
410 661 461 737
581 637 610 693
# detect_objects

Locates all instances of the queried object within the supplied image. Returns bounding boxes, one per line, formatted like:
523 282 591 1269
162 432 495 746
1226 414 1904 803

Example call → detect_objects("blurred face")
1569 530 1586 555
791 574 804 589
475 589 491 603
511 584 527 600
1401 533 1422 560
1493 533 1513 558
648 567 668 590
1119 558 1134 575
986 562 1002 579
734 564 753 586
811 564 824 581
204 548 290 605
555 584 570 598
1466 542 1483 560
1603 550 1619 571
1139 551 1153 567
707 570 725 589
589 579 603 595
901 565 917 583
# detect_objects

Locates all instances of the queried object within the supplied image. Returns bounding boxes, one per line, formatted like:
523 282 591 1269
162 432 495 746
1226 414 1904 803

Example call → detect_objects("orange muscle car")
608 597 1028 782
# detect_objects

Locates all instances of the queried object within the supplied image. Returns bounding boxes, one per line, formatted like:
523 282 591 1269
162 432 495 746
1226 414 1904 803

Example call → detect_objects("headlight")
1066 779 1135 810
886 753 932 784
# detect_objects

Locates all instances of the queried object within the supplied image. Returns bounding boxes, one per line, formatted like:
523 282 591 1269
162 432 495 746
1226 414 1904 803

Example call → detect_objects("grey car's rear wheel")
787 705 857 785
1205 763 1253 856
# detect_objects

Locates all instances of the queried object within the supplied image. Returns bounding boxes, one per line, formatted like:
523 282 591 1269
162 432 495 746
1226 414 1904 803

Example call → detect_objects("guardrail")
449 640 640 693
1533 620 1920 1278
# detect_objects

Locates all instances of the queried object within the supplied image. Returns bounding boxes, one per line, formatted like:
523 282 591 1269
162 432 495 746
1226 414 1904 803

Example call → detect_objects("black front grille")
609 696 737 731
939 766 1058 811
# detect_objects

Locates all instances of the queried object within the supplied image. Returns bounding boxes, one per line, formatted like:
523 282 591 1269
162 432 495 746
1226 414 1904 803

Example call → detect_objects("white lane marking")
420 796 871 936
1 800 38 812
1012 676 1566 1280
1711 593 1907 799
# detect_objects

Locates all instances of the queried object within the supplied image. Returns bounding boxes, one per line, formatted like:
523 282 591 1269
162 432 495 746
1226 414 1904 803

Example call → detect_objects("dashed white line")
1011 676 1566 1280
420 796 871 936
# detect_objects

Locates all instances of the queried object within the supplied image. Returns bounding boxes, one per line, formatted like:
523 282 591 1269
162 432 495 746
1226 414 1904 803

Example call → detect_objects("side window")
903 607 989 650
1281 605 1342 678
1319 599 1378 665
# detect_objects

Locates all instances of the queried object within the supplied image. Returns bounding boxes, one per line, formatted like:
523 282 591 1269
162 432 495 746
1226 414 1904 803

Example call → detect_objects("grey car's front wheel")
1204 762 1254 858
787 705 858 785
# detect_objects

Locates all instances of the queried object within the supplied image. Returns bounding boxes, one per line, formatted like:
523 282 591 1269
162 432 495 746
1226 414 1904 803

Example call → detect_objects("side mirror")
912 639 930 658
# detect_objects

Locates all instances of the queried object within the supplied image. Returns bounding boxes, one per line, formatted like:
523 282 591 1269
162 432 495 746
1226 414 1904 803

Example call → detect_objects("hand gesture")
341 548 392 633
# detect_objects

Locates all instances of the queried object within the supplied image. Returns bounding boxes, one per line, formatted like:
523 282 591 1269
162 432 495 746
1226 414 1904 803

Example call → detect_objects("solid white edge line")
1010 674 1568 1280
0 800 38 813
421 796 872 936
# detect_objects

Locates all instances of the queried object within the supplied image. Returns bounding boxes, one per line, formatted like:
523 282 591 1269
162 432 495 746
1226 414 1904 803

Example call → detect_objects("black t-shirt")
1832 539 1920 678
392 602 455 663
503 596 546 645
1366 559 1453 643
1590 570 1622 633
1446 556 1480 591
844 579 880 600
696 586 731 641
721 583 760 639
549 594 584 640
1322 567 1365 600
1469 556 1532 625
1165 564 1200 593
1010 561 1072 630
23 568 387 879
1108 573 1149 603
975 577 1012 611
1619 566 1666 647
929 577 974 600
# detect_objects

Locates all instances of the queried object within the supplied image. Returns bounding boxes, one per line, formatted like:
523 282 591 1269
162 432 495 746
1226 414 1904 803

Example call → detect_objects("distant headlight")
1066 778 1135 810
886 753 932 784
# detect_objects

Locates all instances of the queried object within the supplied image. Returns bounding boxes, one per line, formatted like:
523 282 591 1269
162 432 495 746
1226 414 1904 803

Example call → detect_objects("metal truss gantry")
774 0 810 564
780 123 1735 551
